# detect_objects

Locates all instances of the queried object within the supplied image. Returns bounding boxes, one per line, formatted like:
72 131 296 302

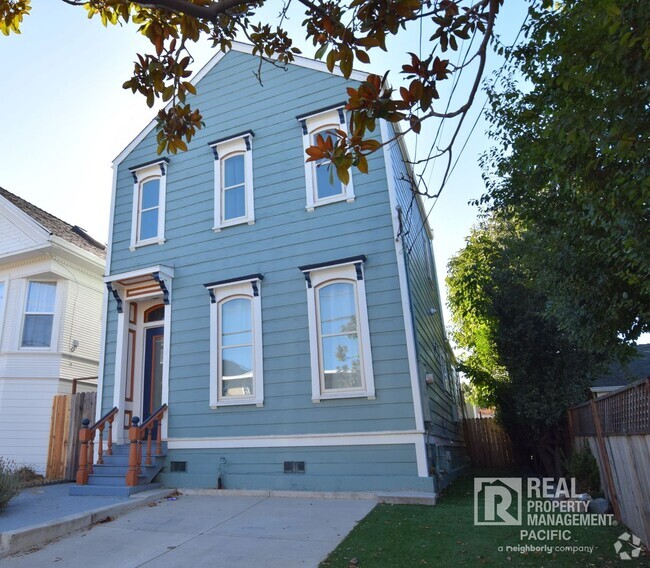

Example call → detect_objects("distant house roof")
591 344 650 389
0 187 106 259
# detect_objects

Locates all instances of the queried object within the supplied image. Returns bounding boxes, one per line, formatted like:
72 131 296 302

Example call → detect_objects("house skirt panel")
160 443 435 494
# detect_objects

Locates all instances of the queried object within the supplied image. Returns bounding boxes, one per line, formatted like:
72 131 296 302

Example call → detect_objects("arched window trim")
210 134 255 231
303 261 374 402
207 278 263 408
129 160 168 250
143 304 165 323
299 109 355 211
217 294 256 401
314 278 366 395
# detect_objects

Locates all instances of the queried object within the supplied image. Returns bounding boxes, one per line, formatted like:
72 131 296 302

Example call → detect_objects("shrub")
0 457 20 509
12 465 44 488
566 443 602 496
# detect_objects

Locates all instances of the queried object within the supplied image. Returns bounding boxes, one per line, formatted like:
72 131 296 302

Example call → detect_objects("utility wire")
407 11 530 254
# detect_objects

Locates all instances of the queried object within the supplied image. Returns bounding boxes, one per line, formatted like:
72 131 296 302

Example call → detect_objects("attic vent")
170 461 187 473
283 461 305 474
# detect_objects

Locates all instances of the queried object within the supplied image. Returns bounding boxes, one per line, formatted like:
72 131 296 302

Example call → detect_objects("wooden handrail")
139 404 168 431
126 404 168 487
76 406 119 485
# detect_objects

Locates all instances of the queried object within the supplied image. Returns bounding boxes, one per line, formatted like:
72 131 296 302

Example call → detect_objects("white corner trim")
95 285 110 423
380 119 427 477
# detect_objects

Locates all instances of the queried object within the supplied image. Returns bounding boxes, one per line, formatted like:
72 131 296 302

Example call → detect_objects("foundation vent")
283 461 305 474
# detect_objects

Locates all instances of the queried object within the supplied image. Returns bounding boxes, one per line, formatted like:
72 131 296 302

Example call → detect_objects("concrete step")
69 483 164 497
90 463 162 476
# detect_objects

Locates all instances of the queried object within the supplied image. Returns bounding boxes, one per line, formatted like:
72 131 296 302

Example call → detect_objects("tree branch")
131 0 251 19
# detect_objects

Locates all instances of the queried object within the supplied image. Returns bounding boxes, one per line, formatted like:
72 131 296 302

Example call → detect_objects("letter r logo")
474 478 522 526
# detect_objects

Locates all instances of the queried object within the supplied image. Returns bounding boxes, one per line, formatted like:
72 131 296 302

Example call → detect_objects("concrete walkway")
1 489 376 567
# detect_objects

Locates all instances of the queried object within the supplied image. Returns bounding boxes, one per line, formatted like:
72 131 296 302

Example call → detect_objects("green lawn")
320 475 648 567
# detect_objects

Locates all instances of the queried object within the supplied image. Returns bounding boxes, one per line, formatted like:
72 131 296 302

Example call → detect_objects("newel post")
126 417 141 487
76 418 91 485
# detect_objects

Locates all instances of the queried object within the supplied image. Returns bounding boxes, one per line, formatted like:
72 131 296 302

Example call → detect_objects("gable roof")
0 187 106 259
592 344 650 388
113 41 368 167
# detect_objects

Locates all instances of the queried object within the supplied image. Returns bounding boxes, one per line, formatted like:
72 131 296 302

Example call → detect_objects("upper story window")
300 257 374 402
21 281 56 348
209 131 255 231
205 275 264 408
129 159 168 250
297 107 355 211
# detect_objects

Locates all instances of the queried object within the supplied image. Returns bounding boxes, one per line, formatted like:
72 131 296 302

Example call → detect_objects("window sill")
212 219 255 232
306 195 355 212
211 399 263 409
130 238 165 251
312 391 375 403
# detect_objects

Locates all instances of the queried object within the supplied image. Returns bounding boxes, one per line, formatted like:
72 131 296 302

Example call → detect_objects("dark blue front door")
143 326 164 426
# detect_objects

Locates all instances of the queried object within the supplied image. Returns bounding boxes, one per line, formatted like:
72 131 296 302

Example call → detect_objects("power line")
407 11 530 254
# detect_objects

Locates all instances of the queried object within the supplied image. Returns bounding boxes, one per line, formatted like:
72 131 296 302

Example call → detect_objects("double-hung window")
205 275 263 407
21 281 57 348
129 159 168 249
297 106 355 211
209 131 255 230
300 257 375 402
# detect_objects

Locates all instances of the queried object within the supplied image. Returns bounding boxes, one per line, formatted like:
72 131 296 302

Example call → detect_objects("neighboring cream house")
0 188 105 474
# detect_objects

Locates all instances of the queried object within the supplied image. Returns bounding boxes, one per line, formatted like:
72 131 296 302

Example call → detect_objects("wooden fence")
46 392 96 480
568 378 650 546
463 417 516 469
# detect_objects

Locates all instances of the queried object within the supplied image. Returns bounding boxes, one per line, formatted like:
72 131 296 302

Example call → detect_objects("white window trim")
302 259 374 402
19 279 60 352
210 132 255 231
207 277 263 408
129 160 168 250
299 108 355 211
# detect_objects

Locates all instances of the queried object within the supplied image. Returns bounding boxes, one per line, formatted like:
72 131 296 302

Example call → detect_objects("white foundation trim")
168 430 425 450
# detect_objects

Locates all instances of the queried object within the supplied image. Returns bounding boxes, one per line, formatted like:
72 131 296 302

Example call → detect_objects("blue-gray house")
94 42 467 497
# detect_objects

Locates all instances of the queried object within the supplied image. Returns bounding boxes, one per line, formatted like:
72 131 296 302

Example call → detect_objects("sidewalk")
0 483 173 558
0 489 376 567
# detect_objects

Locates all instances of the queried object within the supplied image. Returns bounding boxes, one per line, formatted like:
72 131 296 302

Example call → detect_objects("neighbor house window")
129 159 168 249
205 275 263 407
21 281 56 348
300 257 374 402
297 107 355 211
209 131 255 230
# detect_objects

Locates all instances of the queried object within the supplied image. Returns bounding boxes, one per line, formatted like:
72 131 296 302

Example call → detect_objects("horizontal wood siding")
162 445 433 492
386 130 464 444
104 50 417 441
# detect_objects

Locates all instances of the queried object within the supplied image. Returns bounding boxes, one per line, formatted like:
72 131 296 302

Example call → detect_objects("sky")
0 1 529 335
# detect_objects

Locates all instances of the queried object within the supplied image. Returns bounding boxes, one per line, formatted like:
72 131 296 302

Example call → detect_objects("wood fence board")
463 418 516 469
46 395 70 479
569 384 650 547
46 392 96 481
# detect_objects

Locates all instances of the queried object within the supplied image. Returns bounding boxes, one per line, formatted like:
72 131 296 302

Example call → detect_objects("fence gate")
463 417 516 469
46 392 96 480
